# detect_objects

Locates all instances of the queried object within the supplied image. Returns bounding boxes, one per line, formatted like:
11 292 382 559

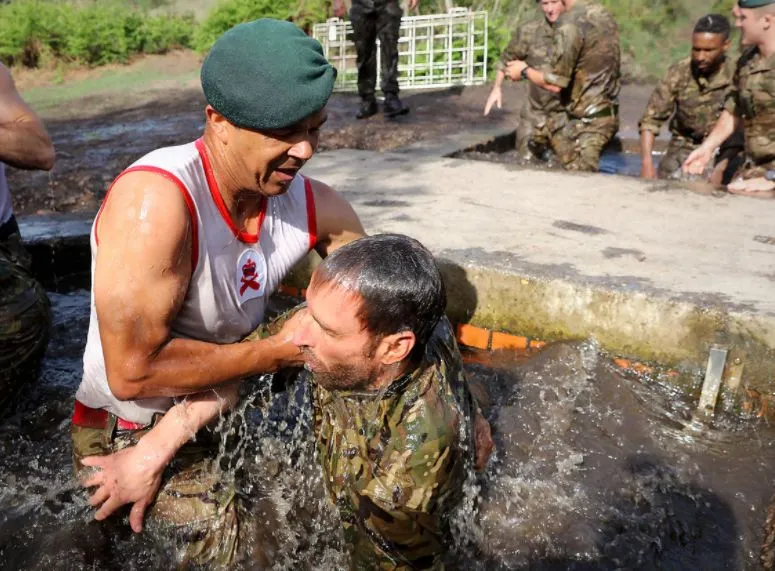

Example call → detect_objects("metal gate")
312 8 488 92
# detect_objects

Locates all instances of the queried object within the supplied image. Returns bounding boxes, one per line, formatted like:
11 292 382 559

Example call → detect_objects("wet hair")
312 234 446 361
694 14 731 39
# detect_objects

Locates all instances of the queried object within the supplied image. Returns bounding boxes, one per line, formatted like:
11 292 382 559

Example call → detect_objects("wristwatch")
521 66 530 81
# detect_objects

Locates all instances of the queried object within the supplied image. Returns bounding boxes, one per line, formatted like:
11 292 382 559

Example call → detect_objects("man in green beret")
70 18 366 566
684 0 775 197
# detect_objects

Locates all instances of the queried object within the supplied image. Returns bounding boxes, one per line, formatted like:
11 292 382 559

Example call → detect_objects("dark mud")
7 83 657 215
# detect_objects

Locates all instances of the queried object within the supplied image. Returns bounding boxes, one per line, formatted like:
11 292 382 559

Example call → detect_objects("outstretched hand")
682 147 712 176
483 87 502 116
80 445 165 532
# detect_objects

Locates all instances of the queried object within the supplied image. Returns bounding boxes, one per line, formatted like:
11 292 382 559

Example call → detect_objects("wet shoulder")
665 57 692 85
737 45 760 72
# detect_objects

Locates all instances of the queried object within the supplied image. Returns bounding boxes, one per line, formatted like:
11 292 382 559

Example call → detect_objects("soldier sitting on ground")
639 14 743 184
79 234 494 570
484 0 565 161
0 62 56 413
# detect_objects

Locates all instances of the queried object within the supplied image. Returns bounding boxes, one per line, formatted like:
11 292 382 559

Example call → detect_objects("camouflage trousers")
550 114 619 172
71 422 248 567
516 107 553 161
0 222 51 414
350 0 403 100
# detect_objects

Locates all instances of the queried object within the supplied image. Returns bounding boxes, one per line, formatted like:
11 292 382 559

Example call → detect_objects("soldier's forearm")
493 69 506 89
527 68 561 94
640 130 656 163
135 385 241 470
0 121 55 171
701 110 737 154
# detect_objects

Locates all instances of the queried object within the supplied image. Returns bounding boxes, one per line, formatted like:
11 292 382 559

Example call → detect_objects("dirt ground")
7 69 656 215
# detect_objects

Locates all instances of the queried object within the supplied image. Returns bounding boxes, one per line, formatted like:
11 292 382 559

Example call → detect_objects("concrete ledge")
17 147 775 396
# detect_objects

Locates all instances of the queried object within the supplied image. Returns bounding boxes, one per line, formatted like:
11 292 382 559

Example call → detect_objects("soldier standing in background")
684 0 775 197
334 0 416 119
0 62 55 413
504 0 621 172
483 0 565 161
639 14 742 184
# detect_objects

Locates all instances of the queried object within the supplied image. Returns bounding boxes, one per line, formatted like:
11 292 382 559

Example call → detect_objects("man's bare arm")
95 172 300 401
309 178 366 257
0 63 55 170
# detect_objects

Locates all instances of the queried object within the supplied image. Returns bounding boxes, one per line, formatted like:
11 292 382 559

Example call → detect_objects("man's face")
735 5 769 46
691 32 728 76
221 108 328 197
292 278 383 391
540 0 564 23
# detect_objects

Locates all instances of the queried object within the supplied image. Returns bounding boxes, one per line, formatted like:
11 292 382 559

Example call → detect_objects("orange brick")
300 288 307 298
279 284 298 297
456 324 491 350
613 358 631 369
632 362 653 375
491 331 528 350
529 339 546 350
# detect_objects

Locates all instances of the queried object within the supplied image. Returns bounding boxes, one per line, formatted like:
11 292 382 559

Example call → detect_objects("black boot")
383 95 409 118
356 98 378 119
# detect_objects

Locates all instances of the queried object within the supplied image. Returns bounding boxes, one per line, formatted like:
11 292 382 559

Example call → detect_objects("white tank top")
76 139 317 423
0 162 12 225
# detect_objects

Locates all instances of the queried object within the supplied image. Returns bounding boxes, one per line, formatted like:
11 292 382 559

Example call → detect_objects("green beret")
738 0 775 7
201 19 337 130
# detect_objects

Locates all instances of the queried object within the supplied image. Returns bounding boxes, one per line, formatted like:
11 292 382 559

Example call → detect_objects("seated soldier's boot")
356 98 378 119
383 95 409 118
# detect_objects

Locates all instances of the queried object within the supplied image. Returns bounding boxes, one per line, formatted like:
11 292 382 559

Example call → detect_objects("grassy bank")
1 0 742 81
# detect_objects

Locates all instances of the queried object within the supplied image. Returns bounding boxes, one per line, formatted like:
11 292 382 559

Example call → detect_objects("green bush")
0 0 195 67
194 0 328 52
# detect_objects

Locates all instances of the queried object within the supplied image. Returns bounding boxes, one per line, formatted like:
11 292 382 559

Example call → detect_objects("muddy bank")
7 83 657 215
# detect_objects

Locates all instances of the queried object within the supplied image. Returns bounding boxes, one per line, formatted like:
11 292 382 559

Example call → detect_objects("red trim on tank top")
94 165 199 273
304 177 317 250
195 138 265 244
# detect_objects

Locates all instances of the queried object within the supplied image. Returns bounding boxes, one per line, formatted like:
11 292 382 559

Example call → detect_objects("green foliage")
194 0 328 52
0 0 195 67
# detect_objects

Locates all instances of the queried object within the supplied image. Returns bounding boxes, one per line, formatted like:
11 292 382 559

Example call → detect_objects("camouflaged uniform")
544 0 621 171
499 17 562 157
0 221 50 414
72 412 252 567
639 57 742 179
350 0 403 102
312 316 476 570
725 46 775 177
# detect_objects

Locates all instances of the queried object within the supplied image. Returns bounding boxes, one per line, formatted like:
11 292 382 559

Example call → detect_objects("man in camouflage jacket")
484 0 564 159
504 0 621 172
639 14 742 183
78 234 493 570
684 0 775 196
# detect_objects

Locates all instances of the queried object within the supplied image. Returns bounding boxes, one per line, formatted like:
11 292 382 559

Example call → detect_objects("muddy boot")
383 94 409 118
356 98 378 120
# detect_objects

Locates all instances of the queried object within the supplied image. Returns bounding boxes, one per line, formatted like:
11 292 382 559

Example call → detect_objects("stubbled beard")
302 348 379 391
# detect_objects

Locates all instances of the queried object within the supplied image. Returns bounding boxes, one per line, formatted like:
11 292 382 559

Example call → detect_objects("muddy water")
1 292 773 569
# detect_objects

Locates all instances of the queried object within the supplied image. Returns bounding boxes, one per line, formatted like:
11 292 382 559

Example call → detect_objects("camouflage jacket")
639 57 734 144
499 17 562 115
312 317 476 570
544 0 621 118
725 46 775 168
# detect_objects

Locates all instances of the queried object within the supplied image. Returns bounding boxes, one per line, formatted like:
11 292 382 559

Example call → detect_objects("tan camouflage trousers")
550 115 619 172
516 106 552 161
0 230 50 413
72 423 243 567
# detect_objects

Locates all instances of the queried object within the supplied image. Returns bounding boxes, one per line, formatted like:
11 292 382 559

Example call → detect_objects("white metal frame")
312 8 488 92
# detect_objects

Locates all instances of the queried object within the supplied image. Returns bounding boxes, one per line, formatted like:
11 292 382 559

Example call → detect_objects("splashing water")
1 292 774 569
